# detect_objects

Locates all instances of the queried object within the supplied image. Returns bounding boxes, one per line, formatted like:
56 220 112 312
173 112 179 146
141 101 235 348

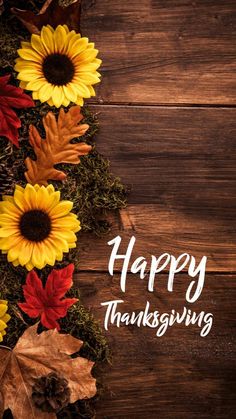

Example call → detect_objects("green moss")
0 4 121 417
0 104 127 235
0 262 110 418
0 3 127 237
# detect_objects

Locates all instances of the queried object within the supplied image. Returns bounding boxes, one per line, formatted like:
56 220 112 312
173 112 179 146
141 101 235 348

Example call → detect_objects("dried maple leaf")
24 106 92 185
0 323 96 419
11 0 82 34
18 264 78 330
0 75 35 147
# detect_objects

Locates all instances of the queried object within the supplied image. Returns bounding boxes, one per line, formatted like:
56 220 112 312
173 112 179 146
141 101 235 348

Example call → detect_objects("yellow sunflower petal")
18 241 33 266
53 230 77 242
62 97 70 107
21 41 32 49
31 34 47 56
7 240 24 262
67 33 82 51
1 314 11 324
17 71 42 82
0 303 7 318
0 213 20 224
47 98 54 106
76 48 99 63
52 86 65 108
0 228 19 238
25 261 34 271
45 191 61 211
15 60 42 72
0 201 22 217
17 47 43 62
23 184 37 209
77 72 101 84
31 243 46 269
26 78 47 91
0 234 22 251
33 91 39 100
87 85 96 96
48 236 69 253
75 96 84 106
46 185 55 194
19 81 28 90
50 201 73 218
0 320 7 332
52 215 80 230
46 24 54 33
2 195 14 202
72 82 91 98
54 25 67 53
69 37 89 58
38 83 54 103
63 25 70 34
75 59 102 72
41 25 55 54
14 189 29 212
41 240 57 266
63 83 77 102
35 186 50 208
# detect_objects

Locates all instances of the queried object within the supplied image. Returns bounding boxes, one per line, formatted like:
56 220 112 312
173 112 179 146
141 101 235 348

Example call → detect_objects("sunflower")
0 184 81 270
14 24 102 108
0 299 11 342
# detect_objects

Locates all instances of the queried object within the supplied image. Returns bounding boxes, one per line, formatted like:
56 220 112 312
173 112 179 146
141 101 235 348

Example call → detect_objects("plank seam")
88 102 236 109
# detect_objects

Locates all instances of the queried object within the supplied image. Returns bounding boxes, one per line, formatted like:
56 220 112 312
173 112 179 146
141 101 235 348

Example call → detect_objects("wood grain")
78 203 236 272
90 105 236 206
78 1 236 417
82 0 236 105
76 272 236 418
77 105 236 273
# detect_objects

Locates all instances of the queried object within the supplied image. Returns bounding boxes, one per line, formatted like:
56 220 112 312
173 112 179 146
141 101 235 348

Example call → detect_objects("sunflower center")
42 53 75 86
20 210 51 242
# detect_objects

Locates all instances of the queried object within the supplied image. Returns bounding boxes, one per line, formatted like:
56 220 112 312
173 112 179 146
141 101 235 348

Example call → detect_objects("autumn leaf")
11 0 82 35
18 264 78 330
24 106 92 186
0 323 96 419
0 75 35 147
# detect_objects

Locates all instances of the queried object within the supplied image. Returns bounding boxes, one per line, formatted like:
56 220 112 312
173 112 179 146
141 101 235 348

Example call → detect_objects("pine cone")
32 372 71 413
0 162 14 195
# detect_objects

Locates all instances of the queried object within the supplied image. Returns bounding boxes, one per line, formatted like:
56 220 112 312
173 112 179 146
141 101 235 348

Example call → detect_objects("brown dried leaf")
0 323 96 419
11 0 81 34
25 106 92 186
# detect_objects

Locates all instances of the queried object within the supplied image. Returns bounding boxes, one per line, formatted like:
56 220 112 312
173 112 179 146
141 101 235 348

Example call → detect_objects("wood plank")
76 272 236 418
78 203 236 272
91 105 236 206
82 0 236 105
77 105 236 272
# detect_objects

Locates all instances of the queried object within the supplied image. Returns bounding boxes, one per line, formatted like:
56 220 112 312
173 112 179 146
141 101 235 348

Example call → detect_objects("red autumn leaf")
18 264 78 330
0 74 35 147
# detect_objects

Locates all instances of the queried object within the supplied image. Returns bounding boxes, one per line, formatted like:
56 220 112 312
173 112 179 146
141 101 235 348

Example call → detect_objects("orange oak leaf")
11 0 82 35
0 323 96 419
24 106 92 186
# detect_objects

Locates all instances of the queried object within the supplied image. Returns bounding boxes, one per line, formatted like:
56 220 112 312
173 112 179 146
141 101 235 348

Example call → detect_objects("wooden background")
77 1 236 417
